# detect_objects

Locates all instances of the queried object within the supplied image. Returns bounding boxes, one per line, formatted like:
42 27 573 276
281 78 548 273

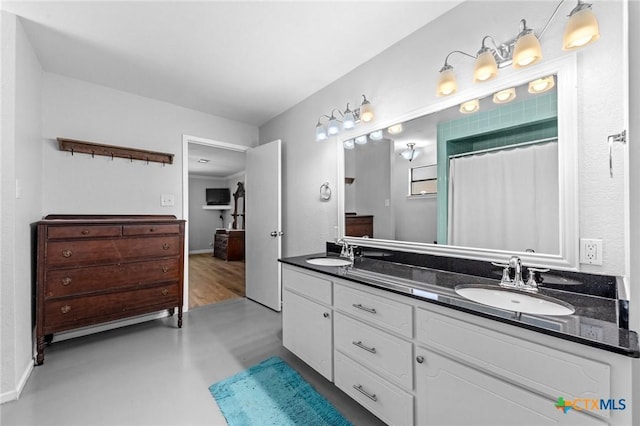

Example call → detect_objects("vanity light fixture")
388 123 403 135
435 0 599 97
355 135 368 145
401 143 419 162
197 158 210 163
315 94 374 142
459 99 480 114
528 75 555 94
343 139 355 150
369 129 384 141
493 87 517 104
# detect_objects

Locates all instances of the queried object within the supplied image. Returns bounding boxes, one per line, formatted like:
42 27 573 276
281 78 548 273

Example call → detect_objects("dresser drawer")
123 223 181 236
282 266 332 305
45 236 181 268
44 259 181 298
334 351 413 426
47 225 122 239
334 283 412 338
44 283 180 330
334 313 413 390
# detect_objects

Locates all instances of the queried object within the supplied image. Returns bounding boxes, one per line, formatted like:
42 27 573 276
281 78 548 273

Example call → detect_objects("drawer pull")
352 384 377 402
323 312 330 318
162 243 170 250
162 266 169 273
81 229 90 235
62 249 73 258
416 356 425 364
352 303 376 314
149 227 155 232
162 288 169 296
352 340 377 354
60 305 71 314
61 277 72 286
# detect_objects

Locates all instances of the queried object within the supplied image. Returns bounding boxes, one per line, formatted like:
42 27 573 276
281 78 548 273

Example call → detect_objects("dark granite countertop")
279 253 639 358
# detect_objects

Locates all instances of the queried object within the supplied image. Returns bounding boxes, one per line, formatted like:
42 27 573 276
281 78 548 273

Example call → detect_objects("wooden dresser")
213 229 245 261
345 214 374 238
35 215 185 365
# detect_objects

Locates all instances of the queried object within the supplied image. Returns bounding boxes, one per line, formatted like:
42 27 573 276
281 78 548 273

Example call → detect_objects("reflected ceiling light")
528 75 555 94
355 135 368 145
435 0 599 96
197 158 210 163
459 99 480 114
388 123 403 135
563 1 600 50
401 143 419 162
315 94 374 142
369 130 383 140
343 139 355 150
493 87 517 104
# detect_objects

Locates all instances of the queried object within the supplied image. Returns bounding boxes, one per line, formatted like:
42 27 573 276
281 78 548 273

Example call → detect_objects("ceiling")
3 1 462 177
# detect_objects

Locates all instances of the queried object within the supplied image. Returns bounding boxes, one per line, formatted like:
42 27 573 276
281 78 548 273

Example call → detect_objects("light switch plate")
160 194 175 207
579 238 603 265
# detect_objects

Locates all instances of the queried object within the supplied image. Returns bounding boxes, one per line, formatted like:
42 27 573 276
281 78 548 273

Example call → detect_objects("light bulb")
343 139 355 150
369 130 383 140
342 107 356 130
315 122 328 142
436 65 457 97
327 116 340 136
388 124 403 135
528 75 555 94
359 96 374 122
563 4 600 50
459 99 480 114
513 28 542 69
355 135 367 145
473 50 498 82
493 88 516 104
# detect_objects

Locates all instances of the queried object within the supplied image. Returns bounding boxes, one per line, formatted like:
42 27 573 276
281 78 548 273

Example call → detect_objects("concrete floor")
1 298 385 426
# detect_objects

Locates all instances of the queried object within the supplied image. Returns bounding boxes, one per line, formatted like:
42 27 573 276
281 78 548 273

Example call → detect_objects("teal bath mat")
209 356 352 426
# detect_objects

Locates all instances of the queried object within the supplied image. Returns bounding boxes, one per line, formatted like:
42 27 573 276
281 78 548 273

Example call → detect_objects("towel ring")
320 182 331 201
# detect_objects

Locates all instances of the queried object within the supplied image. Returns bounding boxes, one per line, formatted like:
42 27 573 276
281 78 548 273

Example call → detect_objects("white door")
245 140 282 311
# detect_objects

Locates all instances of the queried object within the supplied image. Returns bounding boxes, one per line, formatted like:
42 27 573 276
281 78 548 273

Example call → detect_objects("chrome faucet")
493 255 546 293
336 239 355 262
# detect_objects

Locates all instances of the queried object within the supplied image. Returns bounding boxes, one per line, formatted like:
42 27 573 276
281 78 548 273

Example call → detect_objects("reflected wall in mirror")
341 57 579 268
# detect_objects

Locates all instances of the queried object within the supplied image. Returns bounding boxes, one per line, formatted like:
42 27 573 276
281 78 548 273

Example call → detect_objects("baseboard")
189 249 212 254
0 359 34 404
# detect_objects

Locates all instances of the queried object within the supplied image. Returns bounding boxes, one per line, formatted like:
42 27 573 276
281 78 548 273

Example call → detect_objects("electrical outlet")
580 324 604 341
160 194 175 207
579 238 603 265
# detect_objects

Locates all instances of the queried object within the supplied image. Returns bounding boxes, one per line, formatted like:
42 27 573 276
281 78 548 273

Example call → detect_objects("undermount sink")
454 284 575 316
305 257 352 267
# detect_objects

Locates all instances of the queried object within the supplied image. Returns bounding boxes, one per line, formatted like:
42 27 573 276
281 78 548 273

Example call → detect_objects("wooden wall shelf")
57 138 174 165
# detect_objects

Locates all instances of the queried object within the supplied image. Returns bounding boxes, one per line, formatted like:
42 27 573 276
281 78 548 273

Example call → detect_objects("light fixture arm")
538 0 568 40
441 50 476 70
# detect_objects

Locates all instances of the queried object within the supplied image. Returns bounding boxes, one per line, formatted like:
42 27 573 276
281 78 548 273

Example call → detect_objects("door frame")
181 134 251 312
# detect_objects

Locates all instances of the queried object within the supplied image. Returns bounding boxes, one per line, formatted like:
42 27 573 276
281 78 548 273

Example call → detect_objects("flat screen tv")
206 188 231 205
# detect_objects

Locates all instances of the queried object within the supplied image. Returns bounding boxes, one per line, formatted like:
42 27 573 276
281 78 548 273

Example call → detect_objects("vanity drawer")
334 313 413 390
334 283 412 338
44 259 181 298
416 307 612 408
47 225 122 239
334 351 413 426
282 265 332 305
123 223 181 236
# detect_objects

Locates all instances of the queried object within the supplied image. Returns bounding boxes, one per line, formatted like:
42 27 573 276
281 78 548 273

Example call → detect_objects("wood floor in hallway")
188 253 245 308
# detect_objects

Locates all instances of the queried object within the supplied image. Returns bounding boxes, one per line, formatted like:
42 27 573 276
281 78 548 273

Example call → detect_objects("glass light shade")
563 7 600 50
513 32 542 69
401 145 419 162
343 139 355 150
473 50 498 82
355 135 367 145
493 88 517 104
369 130 383 140
327 117 340 135
528 75 555 94
342 110 356 129
359 102 374 123
459 99 480 114
315 122 328 142
436 67 457 97
388 124 403 135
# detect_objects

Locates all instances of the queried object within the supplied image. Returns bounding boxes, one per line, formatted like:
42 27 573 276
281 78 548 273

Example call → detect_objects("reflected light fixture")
197 158 210 163
493 87 517 104
459 99 480 114
528 75 555 94
369 130 384 141
388 123 403 135
355 135 368 145
343 139 355 150
435 0 599 97
401 143 419 162
315 94 374 141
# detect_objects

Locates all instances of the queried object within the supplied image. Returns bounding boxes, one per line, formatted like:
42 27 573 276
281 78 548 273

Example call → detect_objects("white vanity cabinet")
281 266 333 380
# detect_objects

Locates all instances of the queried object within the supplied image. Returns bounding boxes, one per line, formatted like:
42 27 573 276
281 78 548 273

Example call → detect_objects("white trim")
0 360 33 404
338 55 579 270
189 249 212 255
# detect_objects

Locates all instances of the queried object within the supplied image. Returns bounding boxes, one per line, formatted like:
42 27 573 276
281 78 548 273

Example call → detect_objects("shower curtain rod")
448 136 558 160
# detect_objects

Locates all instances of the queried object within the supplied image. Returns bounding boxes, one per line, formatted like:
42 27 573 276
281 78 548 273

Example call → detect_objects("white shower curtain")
448 141 559 254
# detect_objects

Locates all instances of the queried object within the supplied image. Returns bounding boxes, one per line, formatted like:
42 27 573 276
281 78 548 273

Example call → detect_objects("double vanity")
279 245 638 426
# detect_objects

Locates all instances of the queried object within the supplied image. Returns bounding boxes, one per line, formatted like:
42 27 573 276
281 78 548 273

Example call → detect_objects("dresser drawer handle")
62 249 73 258
60 305 71 314
416 356 425 364
162 288 169 296
81 229 90 235
352 384 377 402
149 227 155 232
61 277 72 286
352 303 376 314
162 266 169 273
162 243 170 250
352 340 377 354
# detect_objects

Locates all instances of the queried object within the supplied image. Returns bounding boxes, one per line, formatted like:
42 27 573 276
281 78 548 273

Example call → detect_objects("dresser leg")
178 307 183 328
36 336 45 365
168 308 175 316
44 334 53 345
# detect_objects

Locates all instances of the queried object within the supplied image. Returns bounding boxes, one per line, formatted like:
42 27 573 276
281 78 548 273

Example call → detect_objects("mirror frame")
337 55 579 270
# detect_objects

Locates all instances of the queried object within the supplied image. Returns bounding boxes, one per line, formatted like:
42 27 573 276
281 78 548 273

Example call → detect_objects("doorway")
182 135 250 309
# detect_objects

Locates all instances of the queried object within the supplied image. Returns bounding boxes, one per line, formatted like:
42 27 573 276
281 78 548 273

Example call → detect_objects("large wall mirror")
338 55 579 269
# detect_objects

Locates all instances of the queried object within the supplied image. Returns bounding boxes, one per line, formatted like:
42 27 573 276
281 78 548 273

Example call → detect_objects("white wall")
188 176 227 252
41 73 258 217
1 12 43 403
259 1 627 276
